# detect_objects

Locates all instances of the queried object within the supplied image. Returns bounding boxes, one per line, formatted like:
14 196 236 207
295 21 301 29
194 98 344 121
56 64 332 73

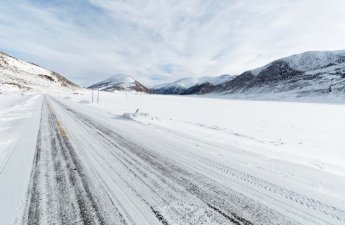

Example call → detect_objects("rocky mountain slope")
88 74 150 93
214 50 345 100
0 52 79 94
152 50 345 100
151 75 235 95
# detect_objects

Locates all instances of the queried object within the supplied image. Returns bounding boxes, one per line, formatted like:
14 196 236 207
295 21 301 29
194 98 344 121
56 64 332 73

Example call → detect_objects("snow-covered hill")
151 75 235 95
0 52 80 94
88 74 149 93
215 50 345 100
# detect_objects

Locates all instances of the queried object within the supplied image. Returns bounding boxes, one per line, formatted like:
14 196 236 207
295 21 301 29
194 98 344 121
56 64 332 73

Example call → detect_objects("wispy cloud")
1 0 345 86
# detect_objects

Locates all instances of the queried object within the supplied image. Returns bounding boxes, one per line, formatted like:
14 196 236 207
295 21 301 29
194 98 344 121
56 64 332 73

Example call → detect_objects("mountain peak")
88 74 149 93
104 74 136 84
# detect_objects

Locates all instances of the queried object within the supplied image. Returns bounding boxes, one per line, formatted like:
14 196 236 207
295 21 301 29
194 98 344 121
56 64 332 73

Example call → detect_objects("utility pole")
97 88 100 103
92 90 94 103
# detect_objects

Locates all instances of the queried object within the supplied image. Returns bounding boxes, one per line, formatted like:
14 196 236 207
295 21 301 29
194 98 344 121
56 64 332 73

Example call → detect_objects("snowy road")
9 95 345 225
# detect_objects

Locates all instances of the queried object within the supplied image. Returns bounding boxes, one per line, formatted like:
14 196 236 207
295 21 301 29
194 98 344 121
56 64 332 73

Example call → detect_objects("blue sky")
1 0 345 86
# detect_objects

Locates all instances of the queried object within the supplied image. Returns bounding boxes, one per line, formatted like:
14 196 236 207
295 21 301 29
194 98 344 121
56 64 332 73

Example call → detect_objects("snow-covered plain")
66 91 345 170
1 91 345 224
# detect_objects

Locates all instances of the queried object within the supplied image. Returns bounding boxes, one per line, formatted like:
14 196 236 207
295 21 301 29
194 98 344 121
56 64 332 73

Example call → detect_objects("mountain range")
214 50 345 99
150 50 345 100
1 50 345 101
151 75 235 95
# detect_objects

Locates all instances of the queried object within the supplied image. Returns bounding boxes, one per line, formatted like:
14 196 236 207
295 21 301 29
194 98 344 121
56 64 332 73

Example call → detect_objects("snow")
122 110 159 125
1 91 345 224
0 95 31 108
58 91 345 224
65 91 345 170
0 94 42 225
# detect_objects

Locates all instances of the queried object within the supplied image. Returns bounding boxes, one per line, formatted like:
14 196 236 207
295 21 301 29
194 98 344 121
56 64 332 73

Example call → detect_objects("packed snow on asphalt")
0 91 345 225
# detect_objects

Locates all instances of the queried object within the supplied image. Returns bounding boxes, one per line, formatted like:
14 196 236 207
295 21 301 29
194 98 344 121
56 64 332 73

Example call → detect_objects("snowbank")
122 109 159 125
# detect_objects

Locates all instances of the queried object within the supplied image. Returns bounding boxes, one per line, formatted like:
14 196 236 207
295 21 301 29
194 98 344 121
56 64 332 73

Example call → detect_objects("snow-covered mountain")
151 75 235 95
214 50 345 100
151 50 345 100
88 74 149 93
0 52 79 94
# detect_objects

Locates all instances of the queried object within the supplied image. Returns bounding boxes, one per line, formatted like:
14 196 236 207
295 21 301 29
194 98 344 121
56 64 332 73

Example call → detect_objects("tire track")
22 97 126 225
25 107 43 224
149 136 345 224
186 153 345 222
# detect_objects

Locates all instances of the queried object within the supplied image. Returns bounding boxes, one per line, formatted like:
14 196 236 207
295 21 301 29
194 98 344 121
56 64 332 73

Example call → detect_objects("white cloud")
1 0 345 86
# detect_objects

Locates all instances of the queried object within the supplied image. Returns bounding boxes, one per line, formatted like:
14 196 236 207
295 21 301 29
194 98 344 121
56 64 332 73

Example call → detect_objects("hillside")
0 52 79 94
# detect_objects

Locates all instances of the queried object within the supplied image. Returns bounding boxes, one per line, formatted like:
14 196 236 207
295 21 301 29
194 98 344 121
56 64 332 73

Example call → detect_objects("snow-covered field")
66 91 345 170
1 91 345 224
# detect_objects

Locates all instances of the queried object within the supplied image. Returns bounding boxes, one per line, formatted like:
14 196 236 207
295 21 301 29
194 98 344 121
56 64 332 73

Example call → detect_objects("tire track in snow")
125 126 345 225
22 97 126 225
185 153 345 223
25 107 43 224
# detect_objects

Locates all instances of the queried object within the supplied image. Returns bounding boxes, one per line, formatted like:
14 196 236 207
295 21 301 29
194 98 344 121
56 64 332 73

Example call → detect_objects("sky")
1 0 345 87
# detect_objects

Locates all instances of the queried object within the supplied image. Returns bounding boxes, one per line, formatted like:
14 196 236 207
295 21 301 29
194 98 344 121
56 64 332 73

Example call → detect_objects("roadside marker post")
92 90 94 103
97 89 100 104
